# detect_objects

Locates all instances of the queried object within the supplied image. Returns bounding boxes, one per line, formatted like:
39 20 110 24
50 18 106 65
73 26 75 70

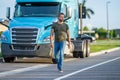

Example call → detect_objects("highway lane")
61 57 120 80
0 49 120 80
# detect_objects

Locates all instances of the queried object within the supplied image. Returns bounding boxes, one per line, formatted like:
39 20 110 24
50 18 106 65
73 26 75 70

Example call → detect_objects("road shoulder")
90 47 120 57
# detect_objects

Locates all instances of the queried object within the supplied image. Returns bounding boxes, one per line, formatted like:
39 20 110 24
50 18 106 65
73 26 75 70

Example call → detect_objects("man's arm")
66 30 71 49
50 29 54 48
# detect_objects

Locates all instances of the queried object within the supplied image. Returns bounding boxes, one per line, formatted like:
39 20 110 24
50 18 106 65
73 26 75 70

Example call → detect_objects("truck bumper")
1 43 53 58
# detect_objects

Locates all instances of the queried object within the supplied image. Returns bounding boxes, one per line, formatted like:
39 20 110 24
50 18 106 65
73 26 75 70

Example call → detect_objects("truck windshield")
14 2 60 17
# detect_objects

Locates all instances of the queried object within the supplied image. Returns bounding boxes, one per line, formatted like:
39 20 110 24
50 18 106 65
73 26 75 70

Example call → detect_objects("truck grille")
11 27 38 51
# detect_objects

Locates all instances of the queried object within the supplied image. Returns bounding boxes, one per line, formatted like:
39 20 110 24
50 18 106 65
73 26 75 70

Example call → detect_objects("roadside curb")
90 47 120 57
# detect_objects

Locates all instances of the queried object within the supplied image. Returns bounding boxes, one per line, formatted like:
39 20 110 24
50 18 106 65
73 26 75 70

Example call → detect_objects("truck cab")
1 0 90 63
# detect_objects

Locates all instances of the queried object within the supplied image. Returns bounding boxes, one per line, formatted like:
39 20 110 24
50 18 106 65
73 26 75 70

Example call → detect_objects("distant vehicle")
78 34 95 42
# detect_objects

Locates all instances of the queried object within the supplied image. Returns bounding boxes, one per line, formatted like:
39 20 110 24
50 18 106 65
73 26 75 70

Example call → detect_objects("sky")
0 0 120 30
83 0 120 30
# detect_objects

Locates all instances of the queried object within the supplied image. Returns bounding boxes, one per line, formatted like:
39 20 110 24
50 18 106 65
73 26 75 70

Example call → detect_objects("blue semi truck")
0 0 90 63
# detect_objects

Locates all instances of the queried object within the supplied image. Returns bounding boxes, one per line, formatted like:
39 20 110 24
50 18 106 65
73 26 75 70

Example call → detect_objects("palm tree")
82 0 95 19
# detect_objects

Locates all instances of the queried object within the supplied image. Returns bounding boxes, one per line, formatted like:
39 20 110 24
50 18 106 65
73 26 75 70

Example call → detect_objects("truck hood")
9 17 57 28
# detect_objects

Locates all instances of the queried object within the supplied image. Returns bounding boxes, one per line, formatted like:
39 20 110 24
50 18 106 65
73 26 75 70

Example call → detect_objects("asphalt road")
0 49 120 80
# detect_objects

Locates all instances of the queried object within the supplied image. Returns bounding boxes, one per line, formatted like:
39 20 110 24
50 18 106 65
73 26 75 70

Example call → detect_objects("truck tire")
52 58 57 64
86 40 90 57
3 57 15 63
79 41 86 58
73 52 79 58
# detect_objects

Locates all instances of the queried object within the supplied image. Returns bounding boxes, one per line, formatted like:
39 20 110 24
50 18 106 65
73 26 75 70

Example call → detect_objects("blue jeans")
54 41 65 71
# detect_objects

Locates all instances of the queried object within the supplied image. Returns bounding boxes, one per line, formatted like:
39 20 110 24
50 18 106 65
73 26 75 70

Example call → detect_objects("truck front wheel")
3 57 15 63
73 52 79 58
52 58 57 64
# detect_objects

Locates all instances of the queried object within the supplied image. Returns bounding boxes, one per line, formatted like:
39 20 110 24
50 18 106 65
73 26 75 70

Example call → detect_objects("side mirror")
0 18 5 23
64 7 72 21
6 7 10 19
67 7 72 18
0 18 9 27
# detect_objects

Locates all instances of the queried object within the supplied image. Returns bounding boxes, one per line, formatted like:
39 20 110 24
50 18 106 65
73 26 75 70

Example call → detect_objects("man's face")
58 14 64 22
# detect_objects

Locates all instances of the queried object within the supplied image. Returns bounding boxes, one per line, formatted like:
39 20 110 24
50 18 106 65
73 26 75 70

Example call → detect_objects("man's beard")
59 19 63 22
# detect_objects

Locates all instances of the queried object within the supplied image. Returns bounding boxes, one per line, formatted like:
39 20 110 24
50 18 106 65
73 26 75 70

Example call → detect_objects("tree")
83 26 89 31
92 27 107 39
98 27 107 39
98 27 106 33
113 30 117 38
92 27 99 33
82 0 95 19
109 30 113 39
109 30 118 39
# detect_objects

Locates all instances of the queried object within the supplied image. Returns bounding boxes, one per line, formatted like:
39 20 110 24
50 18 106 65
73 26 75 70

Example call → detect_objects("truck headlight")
1 34 7 41
43 36 50 42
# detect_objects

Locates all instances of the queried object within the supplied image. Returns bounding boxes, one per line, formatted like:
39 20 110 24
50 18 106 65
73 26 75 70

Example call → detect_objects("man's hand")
50 43 54 48
50 29 54 48
67 42 70 49
66 30 70 49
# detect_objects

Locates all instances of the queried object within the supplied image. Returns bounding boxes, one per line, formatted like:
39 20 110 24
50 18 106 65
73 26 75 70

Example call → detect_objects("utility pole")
106 1 110 39
80 3 83 34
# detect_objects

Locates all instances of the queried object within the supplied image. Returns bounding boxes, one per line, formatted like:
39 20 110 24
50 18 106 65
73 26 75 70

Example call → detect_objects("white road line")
64 58 76 62
54 56 120 80
0 64 50 78
0 58 75 78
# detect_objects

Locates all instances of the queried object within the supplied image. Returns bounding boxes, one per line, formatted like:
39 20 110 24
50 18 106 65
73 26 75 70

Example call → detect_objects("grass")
90 40 120 53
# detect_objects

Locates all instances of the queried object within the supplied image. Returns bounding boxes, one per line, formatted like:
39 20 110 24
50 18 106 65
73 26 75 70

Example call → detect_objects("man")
50 13 70 72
